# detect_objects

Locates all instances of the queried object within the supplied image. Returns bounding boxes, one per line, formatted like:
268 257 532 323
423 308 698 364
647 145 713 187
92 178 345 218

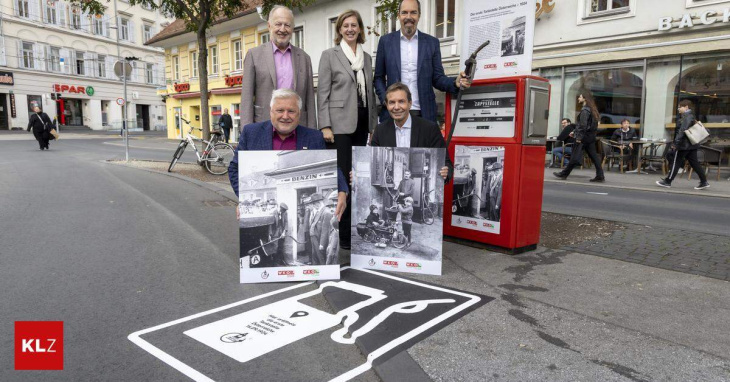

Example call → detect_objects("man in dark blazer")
370 83 453 181
374 0 471 123
240 5 316 129
229 89 348 216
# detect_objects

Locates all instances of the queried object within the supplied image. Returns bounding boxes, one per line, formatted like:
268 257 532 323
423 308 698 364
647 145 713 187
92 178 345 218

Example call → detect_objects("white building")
0 0 173 130
533 0 730 141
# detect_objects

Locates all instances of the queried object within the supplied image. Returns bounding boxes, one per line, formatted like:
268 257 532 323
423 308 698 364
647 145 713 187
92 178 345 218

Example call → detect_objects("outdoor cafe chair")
640 142 668 175
600 140 633 173
686 146 723 181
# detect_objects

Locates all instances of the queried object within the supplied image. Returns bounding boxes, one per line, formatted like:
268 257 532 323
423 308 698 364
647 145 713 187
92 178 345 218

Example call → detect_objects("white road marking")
128 267 483 382
586 192 608 195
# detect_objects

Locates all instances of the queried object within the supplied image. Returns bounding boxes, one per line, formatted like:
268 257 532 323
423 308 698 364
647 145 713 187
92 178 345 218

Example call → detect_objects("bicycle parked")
168 117 234 175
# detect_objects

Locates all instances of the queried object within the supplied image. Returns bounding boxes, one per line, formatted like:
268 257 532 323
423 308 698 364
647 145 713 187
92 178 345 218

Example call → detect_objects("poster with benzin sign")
451 146 504 234
351 147 446 275
238 150 340 283
461 0 535 80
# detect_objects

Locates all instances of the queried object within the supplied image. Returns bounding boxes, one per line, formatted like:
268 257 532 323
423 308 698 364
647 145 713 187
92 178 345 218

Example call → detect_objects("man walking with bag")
656 100 709 190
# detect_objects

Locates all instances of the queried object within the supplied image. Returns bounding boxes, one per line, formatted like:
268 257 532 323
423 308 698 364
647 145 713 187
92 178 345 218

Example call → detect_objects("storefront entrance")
63 99 84 126
0 94 8 130
136 104 150 131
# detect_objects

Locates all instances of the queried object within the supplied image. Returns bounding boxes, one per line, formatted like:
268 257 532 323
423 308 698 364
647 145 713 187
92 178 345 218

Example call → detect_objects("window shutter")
17 40 24 68
58 2 66 27
103 16 110 37
29 0 40 21
59 48 71 74
128 20 135 42
41 1 48 23
83 52 94 76
106 56 116 79
0 37 7 67
33 43 46 71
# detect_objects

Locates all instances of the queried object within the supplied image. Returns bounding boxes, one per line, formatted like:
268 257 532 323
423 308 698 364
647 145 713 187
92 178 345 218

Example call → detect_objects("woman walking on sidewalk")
26 106 53 150
656 100 709 190
553 91 605 182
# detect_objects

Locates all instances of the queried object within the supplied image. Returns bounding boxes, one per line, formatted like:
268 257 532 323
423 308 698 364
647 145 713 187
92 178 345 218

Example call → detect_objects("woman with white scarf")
317 9 376 250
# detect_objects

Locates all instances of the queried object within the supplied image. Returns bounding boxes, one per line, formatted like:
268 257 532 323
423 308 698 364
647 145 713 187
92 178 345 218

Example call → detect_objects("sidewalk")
116 160 730 381
545 166 730 198
0 129 167 141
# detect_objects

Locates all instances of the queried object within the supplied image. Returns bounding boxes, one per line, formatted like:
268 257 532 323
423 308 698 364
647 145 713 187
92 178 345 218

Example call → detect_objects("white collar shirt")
395 114 412 148
399 30 420 111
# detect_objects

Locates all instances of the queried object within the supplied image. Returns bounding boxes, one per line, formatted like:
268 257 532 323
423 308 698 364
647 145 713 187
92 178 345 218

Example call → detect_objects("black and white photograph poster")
451 146 505 234
351 147 445 275
238 150 340 283
461 0 535 79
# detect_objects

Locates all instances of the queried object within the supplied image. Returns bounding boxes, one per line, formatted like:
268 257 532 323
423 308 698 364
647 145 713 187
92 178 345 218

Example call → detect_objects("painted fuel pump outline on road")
128 267 484 382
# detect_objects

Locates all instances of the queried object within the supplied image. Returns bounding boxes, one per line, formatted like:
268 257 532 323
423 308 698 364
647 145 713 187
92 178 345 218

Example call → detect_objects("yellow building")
146 9 266 141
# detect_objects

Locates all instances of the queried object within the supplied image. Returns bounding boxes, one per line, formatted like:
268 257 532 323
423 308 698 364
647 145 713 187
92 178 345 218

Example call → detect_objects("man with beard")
374 0 471 123
241 5 316 130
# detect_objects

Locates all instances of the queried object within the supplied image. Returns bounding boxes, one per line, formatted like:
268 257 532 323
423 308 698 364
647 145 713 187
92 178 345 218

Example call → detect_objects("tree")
71 0 315 141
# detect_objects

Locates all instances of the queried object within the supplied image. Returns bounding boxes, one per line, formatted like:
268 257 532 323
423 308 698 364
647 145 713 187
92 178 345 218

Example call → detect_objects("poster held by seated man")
229 89 347 283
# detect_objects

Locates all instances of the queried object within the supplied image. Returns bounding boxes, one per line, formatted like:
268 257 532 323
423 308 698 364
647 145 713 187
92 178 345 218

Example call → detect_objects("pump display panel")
449 83 517 138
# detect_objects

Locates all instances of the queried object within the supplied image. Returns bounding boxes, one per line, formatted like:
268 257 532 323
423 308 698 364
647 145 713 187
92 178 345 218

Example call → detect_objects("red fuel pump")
443 76 550 254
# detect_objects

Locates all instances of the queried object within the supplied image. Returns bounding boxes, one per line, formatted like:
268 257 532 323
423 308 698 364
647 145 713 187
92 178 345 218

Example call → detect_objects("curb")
104 160 238 202
544 178 730 199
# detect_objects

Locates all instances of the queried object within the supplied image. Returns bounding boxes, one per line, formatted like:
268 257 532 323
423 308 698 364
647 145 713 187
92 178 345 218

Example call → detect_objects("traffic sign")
116 98 125 106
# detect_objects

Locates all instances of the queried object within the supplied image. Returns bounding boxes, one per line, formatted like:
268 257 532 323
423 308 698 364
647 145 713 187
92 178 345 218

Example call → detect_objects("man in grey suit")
240 5 316 130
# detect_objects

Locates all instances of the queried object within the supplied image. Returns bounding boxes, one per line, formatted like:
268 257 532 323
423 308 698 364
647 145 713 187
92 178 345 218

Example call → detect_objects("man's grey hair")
268 5 294 22
270 88 302 110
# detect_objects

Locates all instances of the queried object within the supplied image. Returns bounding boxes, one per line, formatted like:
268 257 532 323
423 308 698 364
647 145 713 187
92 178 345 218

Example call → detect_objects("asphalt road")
542 181 729 236
0 137 379 381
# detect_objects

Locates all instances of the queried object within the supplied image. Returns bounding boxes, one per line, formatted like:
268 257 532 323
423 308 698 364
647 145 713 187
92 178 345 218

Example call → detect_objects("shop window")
372 6 397 53
190 51 198 78
21 41 34 69
210 105 222 130
97 54 106 77
587 0 630 17
291 26 304 49
232 103 241 129
433 0 455 39
232 40 242 71
172 55 180 80
563 66 644 138
208 45 218 74
27 95 42 113
16 0 30 18
540 68 565 137
676 55 730 139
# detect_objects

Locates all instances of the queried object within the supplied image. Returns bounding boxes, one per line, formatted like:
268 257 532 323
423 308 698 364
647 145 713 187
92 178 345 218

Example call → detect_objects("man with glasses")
374 0 472 123
240 5 316 130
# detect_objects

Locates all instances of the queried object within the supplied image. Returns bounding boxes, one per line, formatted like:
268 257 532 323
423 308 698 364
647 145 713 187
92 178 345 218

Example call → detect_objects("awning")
171 92 202 99
211 87 242 95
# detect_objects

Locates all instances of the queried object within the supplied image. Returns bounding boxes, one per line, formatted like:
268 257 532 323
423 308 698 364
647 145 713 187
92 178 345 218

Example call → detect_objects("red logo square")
15 321 64 370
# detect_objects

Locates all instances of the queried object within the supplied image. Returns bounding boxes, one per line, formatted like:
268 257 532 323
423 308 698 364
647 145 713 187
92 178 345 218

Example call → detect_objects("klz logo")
483 222 495 229
484 63 497 70
303 269 319 276
278 270 295 277
406 262 422 269
15 321 63 370
383 260 399 267
504 62 518 67
467 219 478 226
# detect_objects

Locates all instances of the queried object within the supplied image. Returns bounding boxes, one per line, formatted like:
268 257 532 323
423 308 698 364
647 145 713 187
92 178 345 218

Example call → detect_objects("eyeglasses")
273 22 292 30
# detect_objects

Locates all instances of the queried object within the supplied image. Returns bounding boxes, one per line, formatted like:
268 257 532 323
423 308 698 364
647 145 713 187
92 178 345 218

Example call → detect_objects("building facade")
147 0 466 140
533 0 730 141
0 0 172 130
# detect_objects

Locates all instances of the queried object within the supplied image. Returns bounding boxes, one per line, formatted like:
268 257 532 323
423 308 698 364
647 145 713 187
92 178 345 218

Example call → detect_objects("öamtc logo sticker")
15 321 63 370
